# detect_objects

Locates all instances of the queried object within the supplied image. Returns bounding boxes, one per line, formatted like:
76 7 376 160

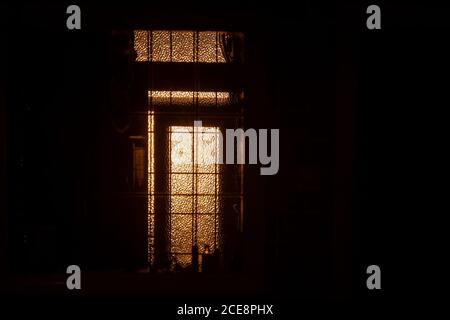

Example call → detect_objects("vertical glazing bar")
149 31 152 263
149 31 153 62
193 31 197 63
169 129 172 265
169 32 173 106
193 31 199 253
169 31 173 62
192 121 196 247
215 31 218 63
214 131 218 250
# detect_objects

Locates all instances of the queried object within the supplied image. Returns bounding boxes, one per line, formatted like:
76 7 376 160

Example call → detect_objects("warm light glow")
147 112 222 267
169 125 221 267
140 29 242 267
134 30 227 63
148 91 231 106
147 112 155 264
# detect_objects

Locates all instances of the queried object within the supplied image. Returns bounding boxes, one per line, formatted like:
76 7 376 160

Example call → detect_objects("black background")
1 1 448 315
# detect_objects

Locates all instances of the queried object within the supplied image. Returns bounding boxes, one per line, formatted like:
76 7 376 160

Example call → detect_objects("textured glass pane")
147 214 155 263
197 91 216 106
198 214 217 253
148 214 155 238
171 91 194 106
134 29 230 63
150 90 171 106
197 195 216 213
196 174 216 194
134 30 149 61
158 123 225 265
172 164 193 174
196 163 216 173
149 91 230 107
152 31 170 62
148 236 155 248
172 31 194 62
195 128 220 173
148 173 154 213
171 174 193 194
216 92 231 106
171 128 193 173
197 92 231 106
147 111 155 263
170 126 193 133
171 214 192 253
173 254 192 267
198 32 217 63
148 112 154 213
195 128 220 165
171 195 193 213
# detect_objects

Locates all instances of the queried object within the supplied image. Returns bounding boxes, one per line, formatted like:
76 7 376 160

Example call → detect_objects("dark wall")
1 3 8 294
261 5 345 299
5 4 109 272
3 3 362 299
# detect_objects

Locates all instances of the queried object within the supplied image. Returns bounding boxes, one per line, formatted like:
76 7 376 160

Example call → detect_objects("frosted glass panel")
147 107 226 266
171 91 194 106
198 32 217 63
134 30 148 61
216 92 231 106
171 214 192 253
196 174 216 194
171 174 193 194
195 128 220 166
172 31 194 62
152 31 171 62
171 195 193 213
149 91 230 107
150 91 171 106
197 91 216 107
134 30 229 63
197 195 216 214
140 26 241 264
169 126 221 261
198 214 217 252
171 127 193 173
